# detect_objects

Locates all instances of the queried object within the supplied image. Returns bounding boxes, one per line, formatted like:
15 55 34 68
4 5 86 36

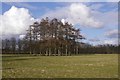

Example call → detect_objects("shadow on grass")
71 54 95 56
2 55 34 57
2 57 38 62
2 67 14 70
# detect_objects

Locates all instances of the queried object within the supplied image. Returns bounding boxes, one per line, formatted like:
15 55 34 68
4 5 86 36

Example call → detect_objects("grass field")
2 54 118 78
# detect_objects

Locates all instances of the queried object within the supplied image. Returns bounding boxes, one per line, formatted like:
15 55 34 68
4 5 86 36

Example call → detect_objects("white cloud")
1 6 34 39
92 10 118 28
19 34 26 39
105 29 118 38
89 38 100 42
42 3 103 28
61 19 65 25
89 3 103 11
103 39 118 45
89 3 118 45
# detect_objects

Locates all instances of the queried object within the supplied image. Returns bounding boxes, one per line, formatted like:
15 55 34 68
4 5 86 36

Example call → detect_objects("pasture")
2 54 118 78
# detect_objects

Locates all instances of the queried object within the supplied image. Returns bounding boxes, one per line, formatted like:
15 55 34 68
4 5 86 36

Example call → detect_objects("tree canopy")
24 17 84 55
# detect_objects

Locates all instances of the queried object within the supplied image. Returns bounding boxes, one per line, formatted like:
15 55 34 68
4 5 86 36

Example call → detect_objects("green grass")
2 54 118 78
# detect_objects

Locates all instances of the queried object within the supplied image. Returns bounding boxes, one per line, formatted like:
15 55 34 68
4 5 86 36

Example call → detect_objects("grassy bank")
2 54 118 78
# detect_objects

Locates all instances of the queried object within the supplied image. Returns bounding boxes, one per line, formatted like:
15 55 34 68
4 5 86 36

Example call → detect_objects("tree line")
2 17 118 55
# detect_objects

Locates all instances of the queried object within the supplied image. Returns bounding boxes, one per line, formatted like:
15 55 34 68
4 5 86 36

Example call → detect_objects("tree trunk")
58 47 61 56
46 48 48 56
49 48 51 56
76 46 78 55
65 45 68 56
54 47 57 56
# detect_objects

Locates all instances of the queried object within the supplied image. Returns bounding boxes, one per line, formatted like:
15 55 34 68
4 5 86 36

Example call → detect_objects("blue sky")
1 2 118 45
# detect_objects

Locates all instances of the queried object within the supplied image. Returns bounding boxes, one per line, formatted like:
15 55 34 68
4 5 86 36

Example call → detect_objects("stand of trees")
2 37 118 54
2 17 119 55
23 17 84 55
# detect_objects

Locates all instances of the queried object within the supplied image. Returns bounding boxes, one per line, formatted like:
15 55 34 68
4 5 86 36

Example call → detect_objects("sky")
0 2 118 45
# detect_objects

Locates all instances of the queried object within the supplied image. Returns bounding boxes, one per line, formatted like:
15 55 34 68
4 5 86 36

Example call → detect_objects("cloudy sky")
1 2 118 45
